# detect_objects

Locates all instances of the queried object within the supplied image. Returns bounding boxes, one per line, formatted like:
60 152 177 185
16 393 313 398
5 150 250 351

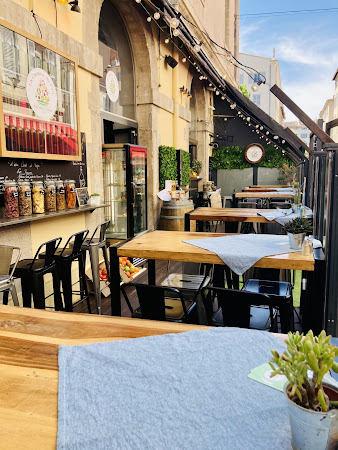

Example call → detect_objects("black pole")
253 166 258 185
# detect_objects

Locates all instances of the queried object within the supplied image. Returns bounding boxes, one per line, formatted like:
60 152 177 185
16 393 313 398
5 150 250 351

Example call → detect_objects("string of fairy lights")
134 0 292 156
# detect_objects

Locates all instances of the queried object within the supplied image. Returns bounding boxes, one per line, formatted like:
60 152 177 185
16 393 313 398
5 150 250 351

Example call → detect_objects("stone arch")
91 0 160 228
189 76 213 180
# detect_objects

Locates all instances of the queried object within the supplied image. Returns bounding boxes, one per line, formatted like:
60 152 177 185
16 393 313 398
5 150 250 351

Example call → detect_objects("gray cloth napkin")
258 207 313 226
276 188 295 193
58 328 290 450
184 234 299 275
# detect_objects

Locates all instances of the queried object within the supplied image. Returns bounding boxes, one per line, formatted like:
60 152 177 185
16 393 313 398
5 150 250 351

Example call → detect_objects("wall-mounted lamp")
165 55 178 69
57 0 80 13
187 92 192 99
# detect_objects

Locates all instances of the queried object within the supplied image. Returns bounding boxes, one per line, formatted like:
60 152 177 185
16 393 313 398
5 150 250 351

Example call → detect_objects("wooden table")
109 231 326 333
185 208 277 231
0 306 208 449
235 192 294 199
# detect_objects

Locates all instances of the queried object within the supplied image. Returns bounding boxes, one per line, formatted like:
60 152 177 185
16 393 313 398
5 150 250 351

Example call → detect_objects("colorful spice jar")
65 179 76 209
18 181 32 216
4 181 19 218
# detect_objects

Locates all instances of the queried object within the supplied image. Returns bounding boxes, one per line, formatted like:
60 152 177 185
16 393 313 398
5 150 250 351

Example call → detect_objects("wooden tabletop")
235 192 294 199
118 230 314 271
189 208 276 223
250 185 292 188
0 306 208 449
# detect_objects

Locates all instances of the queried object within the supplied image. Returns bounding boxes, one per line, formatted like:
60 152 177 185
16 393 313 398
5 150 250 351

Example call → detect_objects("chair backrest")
201 286 274 330
122 283 188 322
30 237 62 269
88 221 110 244
0 245 21 278
60 230 89 257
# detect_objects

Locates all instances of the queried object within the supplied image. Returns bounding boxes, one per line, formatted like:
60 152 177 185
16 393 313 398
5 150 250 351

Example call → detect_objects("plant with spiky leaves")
283 217 313 235
270 330 338 412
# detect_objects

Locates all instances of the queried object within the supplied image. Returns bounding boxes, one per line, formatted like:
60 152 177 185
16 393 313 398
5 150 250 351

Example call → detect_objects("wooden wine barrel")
159 199 195 231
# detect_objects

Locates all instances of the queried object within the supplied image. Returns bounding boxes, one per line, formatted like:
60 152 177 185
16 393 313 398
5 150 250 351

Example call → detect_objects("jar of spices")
65 179 76 209
4 181 19 218
56 180 66 211
18 181 32 216
32 181 45 214
45 180 57 212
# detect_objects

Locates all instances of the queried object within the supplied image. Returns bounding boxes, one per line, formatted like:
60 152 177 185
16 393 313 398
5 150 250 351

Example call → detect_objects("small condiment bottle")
302 237 311 256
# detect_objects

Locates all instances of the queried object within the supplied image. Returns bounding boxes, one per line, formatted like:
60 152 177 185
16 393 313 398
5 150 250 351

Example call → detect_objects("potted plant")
283 217 313 250
270 331 338 450
88 193 101 207
191 159 202 178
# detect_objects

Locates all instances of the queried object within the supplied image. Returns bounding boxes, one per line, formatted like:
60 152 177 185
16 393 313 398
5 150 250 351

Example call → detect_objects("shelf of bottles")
0 24 79 158
102 148 128 238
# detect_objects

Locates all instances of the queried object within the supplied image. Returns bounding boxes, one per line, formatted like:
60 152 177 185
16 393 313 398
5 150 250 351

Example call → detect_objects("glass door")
102 146 128 239
130 146 147 235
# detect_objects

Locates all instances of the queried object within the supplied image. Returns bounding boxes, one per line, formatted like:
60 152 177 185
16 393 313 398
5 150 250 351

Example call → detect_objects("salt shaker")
302 237 311 256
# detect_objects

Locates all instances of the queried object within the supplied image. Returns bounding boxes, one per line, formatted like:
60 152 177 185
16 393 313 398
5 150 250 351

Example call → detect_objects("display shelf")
0 204 107 228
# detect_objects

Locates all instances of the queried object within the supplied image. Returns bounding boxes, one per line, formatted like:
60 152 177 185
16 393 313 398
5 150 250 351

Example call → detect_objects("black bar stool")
40 230 91 313
80 221 110 315
12 238 62 310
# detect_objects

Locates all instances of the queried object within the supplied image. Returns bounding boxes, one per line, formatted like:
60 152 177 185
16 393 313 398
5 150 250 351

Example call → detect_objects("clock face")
245 144 265 164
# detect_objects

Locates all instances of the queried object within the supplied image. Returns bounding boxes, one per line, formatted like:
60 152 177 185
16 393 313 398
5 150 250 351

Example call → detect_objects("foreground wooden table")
0 306 208 450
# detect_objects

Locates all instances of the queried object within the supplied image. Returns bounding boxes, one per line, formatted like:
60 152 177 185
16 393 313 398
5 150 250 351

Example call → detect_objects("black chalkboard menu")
0 133 87 207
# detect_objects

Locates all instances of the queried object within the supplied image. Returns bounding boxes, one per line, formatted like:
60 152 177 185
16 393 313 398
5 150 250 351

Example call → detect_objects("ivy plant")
212 145 294 170
159 146 177 189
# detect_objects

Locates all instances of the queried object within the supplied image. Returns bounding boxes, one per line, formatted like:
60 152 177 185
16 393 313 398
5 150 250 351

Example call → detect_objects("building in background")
284 121 311 147
238 53 285 125
319 68 338 142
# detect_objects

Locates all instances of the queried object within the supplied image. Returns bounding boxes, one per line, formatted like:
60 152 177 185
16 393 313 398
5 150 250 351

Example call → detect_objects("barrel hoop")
160 215 185 220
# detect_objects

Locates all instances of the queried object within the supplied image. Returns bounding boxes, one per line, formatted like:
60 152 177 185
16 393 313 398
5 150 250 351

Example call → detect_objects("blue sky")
240 1 338 121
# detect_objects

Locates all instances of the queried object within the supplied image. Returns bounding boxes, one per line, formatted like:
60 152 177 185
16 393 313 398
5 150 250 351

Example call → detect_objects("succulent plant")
294 187 302 205
270 330 338 412
283 217 313 235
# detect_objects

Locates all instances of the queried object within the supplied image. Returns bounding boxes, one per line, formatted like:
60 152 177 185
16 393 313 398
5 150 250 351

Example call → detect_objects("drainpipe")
173 47 180 148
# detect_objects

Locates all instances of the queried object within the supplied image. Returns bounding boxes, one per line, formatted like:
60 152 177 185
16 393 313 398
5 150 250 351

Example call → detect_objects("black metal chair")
0 245 21 306
80 221 110 315
121 283 197 323
242 279 294 333
11 238 63 310
201 286 278 331
40 230 91 313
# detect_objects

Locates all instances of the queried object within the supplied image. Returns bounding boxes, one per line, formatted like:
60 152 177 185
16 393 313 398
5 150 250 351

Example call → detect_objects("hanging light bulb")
255 125 259 129
165 38 170 44
209 83 213 87
173 29 180 37
246 117 250 122
135 0 141 3
154 11 160 20
147 16 152 22
230 103 236 109
194 42 202 52
226 54 231 61
221 96 225 100
170 16 180 29
251 84 258 92
266 131 270 135
199 76 203 80
282 140 285 144
260 126 263 130
274 135 278 140
182 57 186 63
216 91 220 95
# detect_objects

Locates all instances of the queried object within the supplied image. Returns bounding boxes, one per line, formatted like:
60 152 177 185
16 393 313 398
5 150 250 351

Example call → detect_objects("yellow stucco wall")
158 109 174 147
13 0 83 42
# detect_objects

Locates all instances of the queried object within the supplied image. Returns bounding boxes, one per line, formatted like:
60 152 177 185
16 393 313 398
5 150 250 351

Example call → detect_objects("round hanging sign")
26 68 57 120
106 70 119 103
245 143 265 164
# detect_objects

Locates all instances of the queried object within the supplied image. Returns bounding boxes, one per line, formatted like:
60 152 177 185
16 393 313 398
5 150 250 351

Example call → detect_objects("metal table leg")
109 245 121 316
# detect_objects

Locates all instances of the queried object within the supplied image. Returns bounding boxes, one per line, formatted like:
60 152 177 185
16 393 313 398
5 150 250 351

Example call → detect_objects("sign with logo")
26 69 57 120
245 143 265 164
105 70 119 103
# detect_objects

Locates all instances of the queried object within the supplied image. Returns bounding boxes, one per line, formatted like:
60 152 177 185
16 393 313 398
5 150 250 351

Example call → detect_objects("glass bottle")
18 181 32 216
4 181 19 218
32 180 45 213
56 180 66 211
45 180 57 212
65 179 76 209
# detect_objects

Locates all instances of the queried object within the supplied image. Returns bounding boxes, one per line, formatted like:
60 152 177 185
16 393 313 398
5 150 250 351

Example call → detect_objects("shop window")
0 21 80 160
252 94 261 106
239 74 244 85
301 133 308 139
99 1 135 121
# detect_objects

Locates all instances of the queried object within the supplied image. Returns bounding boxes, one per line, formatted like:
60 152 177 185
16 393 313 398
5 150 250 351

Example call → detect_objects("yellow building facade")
0 0 238 260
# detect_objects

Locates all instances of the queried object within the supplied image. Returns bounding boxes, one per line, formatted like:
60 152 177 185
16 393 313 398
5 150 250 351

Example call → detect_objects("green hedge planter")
159 145 191 189
212 145 294 170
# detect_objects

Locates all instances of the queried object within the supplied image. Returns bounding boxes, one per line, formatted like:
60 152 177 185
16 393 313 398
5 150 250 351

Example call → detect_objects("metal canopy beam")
271 85 335 145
